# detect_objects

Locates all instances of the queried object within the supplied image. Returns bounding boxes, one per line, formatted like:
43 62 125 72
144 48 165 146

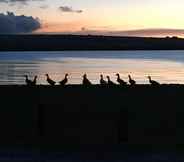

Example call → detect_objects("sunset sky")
1 0 184 37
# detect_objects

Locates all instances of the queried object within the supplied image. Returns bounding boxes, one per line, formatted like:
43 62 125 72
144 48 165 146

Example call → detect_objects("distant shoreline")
1 34 184 51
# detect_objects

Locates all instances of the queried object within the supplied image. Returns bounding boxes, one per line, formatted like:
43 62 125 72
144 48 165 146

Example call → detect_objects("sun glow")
1 0 184 36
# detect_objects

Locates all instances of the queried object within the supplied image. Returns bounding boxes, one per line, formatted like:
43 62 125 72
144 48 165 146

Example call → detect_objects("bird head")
106 76 110 79
116 73 120 77
24 75 28 78
147 76 151 79
83 74 87 78
65 73 69 77
100 74 103 78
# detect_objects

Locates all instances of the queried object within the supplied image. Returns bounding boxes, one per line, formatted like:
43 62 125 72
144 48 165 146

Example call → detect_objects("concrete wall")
0 85 181 147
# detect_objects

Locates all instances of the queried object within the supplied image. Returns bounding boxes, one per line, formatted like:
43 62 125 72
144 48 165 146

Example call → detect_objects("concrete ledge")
0 85 182 147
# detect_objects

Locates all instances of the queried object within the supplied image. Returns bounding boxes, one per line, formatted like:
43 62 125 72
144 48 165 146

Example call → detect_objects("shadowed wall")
0 85 181 148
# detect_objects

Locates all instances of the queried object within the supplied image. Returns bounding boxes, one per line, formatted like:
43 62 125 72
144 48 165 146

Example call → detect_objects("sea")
1 50 184 85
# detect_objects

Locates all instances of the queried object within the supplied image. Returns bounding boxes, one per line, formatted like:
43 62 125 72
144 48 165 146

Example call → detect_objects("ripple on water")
0 51 184 85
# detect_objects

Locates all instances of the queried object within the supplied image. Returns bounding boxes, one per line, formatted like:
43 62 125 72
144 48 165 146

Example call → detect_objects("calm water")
1 50 184 85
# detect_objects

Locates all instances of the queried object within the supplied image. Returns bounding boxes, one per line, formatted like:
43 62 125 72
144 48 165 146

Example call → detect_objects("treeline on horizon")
0 34 184 51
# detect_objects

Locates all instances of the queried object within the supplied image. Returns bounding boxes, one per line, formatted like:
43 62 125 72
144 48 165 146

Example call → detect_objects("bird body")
24 75 37 86
116 73 127 85
24 75 32 85
100 75 107 85
59 74 68 86
107 76 116 85
82 74 92 85
31 76 37 85
128 75 136 85
45 74 56 86
148 76 160 85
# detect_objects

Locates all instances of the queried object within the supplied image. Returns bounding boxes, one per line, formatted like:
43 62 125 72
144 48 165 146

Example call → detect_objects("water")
1 50 184 85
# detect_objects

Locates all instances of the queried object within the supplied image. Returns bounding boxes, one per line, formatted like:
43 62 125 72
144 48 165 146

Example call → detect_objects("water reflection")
0 51 184 85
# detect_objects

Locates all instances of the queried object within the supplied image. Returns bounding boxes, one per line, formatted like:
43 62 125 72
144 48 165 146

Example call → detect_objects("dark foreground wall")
0 85 183 148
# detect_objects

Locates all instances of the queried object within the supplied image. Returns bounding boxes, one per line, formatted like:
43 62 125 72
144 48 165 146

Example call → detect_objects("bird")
59 73 68 86
31 75 37 85
24 75 32 85
116 73 127 85
45 74 56 86
128 75 136 85
100 74 107 85
107 76 116 85
147 76 160 85
82 74 92 85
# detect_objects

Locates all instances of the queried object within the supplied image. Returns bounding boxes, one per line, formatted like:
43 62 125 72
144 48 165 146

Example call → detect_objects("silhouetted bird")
31 75 37 85
100 74 107 85
107 76 116 85
128 75 136 85
148 76 160 85
45 74 56 86
59 73 68 86
116 73 127 85
24 75 32 85
82 74 92 85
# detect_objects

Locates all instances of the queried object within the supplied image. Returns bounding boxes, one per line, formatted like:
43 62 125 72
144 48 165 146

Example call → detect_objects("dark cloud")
59 6 83 13
0 12 41 34
0 0 43 5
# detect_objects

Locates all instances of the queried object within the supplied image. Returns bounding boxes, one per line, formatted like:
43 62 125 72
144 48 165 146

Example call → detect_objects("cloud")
59 6 83 13
0 0 43 5
39 5 48 9
108 29 184 37
77 28 184 37
0 12 41 34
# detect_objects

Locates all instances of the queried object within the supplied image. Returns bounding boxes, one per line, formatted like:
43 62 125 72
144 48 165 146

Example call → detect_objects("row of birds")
24 73 160 86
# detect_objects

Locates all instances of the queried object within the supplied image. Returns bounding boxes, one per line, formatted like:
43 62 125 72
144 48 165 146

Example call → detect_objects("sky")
0 0 184 37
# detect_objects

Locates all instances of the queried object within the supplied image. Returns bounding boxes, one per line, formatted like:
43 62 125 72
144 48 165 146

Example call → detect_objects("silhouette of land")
0 34 184 51
0 84 182 151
